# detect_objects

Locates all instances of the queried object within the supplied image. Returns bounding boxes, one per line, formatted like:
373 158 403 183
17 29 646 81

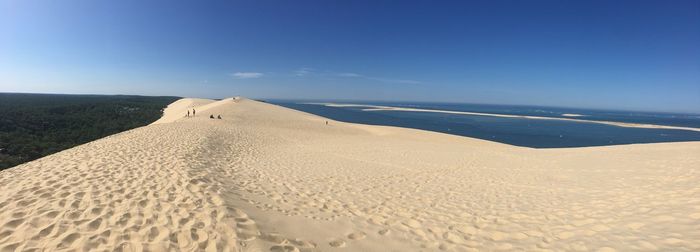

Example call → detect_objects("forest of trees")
0 93 180 170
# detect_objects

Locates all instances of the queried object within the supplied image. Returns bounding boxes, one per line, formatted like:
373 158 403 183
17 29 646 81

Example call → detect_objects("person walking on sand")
187 110 190 117
192 108 196 117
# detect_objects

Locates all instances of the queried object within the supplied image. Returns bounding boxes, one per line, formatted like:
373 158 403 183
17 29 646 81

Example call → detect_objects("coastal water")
270 100 700 148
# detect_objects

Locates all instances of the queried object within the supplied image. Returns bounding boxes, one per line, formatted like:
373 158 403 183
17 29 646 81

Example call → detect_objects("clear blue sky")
1 0 699 113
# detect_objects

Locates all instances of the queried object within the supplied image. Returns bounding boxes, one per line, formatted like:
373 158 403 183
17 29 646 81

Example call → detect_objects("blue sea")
269 100 700 148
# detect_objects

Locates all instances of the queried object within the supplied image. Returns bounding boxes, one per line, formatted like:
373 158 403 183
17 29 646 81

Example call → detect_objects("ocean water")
269 100 700 148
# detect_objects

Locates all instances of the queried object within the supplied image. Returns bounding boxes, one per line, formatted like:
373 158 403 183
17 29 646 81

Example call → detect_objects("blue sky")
1 0 699 113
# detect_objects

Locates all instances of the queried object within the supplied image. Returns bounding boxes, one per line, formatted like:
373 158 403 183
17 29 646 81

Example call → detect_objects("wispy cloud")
231 72 263 79
365 77 421 84
337 72 362 77
335 72 419 84
294 67 314 76
293 68 419 84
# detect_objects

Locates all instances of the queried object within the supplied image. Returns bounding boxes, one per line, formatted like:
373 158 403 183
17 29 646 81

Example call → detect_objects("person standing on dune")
193 108 196 117
187 110 190 117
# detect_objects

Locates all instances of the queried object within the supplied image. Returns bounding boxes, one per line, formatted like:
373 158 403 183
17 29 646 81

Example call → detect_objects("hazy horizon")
4 91 700 115
2 1 699 113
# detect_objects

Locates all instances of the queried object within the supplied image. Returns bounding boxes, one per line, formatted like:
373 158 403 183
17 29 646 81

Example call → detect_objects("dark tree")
0 93 180 170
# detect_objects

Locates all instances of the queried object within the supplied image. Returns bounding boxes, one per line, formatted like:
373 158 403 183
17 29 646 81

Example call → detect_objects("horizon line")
1 91 698 115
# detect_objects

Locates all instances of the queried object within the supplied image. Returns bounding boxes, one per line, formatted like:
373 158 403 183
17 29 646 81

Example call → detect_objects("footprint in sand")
57 233 81 249
329 239 346 248
443 232 464 244
289 239 317 249
1 242 20 252
347 231 366 240
270 245 300 252
260 232 287 244
3 218 24 229
402 219 422 229
86 217 103 231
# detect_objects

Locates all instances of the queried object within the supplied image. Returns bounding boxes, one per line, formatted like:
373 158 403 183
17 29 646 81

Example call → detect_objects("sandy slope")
1 98 699 251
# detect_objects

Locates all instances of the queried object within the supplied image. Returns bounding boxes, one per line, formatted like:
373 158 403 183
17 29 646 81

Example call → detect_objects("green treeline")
0 93 180 170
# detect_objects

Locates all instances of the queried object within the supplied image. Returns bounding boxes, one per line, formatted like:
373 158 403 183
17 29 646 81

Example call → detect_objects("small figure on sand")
210 114 214 119
325 121 328 125
187 110 190 117
192 108 196 117
217 115 222 119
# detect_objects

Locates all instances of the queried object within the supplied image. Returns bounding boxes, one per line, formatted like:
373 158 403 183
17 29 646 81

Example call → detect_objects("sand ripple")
1 98 699 251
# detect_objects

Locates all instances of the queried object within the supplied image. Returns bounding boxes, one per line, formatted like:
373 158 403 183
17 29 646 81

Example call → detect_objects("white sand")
1 98 699 251
562 113 584 117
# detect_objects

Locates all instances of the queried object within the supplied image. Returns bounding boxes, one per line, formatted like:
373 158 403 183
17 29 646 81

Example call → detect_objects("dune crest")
1 98 699 251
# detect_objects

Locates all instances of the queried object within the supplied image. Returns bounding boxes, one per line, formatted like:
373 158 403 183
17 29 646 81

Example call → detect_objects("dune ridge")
1 98 699 251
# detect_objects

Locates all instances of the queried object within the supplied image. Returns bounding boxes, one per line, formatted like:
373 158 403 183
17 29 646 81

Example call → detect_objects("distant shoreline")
306 103 700 133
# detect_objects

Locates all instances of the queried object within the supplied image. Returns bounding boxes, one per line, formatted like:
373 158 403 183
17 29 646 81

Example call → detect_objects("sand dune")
1 98 699 251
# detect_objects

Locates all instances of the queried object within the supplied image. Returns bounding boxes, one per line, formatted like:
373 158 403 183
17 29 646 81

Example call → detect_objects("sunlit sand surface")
1 98 699 251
